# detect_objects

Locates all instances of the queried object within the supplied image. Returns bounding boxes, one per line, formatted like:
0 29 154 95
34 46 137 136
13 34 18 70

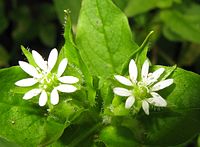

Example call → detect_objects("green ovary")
133 84 149 100
39 73 59 91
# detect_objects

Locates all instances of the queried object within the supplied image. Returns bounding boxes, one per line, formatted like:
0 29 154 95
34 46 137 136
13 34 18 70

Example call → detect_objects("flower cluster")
15 47 173 115
15 48 79 106
113 59 173 115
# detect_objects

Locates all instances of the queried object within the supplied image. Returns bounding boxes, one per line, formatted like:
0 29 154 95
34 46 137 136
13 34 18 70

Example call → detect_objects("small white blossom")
15 48 79 106
113 59 173 115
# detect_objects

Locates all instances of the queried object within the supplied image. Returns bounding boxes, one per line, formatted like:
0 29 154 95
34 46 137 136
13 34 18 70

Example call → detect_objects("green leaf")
134 31 154 75
160 4 200 44
121 31 154 75
0 138 19 147
122 67 200 145
162 26 183 42
76 0 138 78
20 46 37 66
99 126 139 147
0 67 83 146
112 0 129 10
59 12 96 106
125 0 182 17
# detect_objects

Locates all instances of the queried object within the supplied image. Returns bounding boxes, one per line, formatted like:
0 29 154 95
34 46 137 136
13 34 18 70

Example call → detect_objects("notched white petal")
125 96 135 109
129 59 138 83
39 90 48 106
147 68 165 85
58 76 79 84
141 59 149 80
142 100 149 115
114 75 132 86
50 88 59 105
151 79 173 91
148 92 167 106
19 61 40 78
152 68 165 79
150 92 161 98
57 84 77 93
15 78 38 87
113 87 132 97
32 50 48 71
147 98 167 107
57 58 68 77
48 48 58 72
23 89 42 100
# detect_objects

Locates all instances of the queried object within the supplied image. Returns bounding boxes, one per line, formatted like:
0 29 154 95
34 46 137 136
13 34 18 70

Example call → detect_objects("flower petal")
58 76 79 84
141 59 149 81
57 84 77 93
50 88 59 105
48 48 58 72
19 61 40 78
142 100 149 115
148 92 167 107
151 79 173 91
57 58 68 77
39 90 48 106
114 75 132 86
15 78 38 87
113 87 132 97
147 68 165 85
23 89 42 100
125 96 135 109
129 59 138 83
32 50 48 71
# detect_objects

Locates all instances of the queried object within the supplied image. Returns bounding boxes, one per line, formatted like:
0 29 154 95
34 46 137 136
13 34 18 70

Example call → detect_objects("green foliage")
59 11 96 106
0 138 19 147
125 0 182 17
99 126 139 146
76 0 138 78
0 67 63 146
160 4 200 44
0 0 200 146
0 66 85 146
122 66 200 145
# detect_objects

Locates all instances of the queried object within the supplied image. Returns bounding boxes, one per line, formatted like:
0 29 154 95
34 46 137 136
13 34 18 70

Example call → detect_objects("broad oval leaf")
76 0 138 78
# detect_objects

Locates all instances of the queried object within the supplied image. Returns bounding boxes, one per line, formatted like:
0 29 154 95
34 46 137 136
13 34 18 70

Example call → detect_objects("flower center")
133 82 149 100
38 70 59 91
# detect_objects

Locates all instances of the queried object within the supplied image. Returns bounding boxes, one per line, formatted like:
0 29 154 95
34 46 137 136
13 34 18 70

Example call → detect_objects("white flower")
113 59 173 115
15 48 79 106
